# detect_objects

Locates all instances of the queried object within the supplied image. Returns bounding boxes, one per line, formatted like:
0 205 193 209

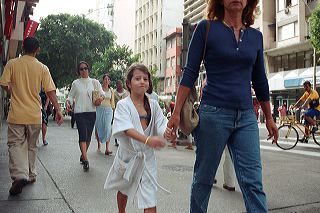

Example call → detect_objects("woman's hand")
167 112 180 140
147 136 166 149
266 118 278 144
94 97 104 106
66 101 71 112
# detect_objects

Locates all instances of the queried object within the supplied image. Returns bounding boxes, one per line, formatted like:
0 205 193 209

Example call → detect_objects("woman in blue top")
167 0 278 212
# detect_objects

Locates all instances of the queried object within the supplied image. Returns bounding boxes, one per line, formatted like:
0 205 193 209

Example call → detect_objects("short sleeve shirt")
299 89 320 111
0 55 56 124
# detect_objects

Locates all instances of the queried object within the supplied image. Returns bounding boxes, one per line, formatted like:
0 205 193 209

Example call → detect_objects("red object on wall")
4 0 15 39
24 20 39 39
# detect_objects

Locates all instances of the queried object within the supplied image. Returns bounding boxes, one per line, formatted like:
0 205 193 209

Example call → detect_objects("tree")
150 65 160 92
91 44 139 87
36 14 115 87
310 5 320 53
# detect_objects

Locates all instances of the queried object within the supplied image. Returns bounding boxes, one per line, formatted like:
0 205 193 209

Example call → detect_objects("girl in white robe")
104 63 174 212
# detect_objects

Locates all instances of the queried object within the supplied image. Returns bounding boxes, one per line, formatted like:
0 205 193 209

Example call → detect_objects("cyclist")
293 81 320 142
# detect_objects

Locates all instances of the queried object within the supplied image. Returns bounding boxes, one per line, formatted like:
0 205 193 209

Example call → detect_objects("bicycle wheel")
276 125 298 150
312 128 320 146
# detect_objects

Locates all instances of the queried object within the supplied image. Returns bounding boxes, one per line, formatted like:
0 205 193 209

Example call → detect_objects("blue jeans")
191 104 267 213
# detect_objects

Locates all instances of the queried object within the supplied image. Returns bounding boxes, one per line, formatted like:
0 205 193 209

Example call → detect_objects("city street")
1 117 320 213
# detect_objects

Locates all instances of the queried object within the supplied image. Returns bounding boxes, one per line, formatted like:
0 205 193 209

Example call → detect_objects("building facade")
164 28 182 95
263 0 319 110
0 0 39 121
87 0 115 31
134 0 183 93
113 0 135 50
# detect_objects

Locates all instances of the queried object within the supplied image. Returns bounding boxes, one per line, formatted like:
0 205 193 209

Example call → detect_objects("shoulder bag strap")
202 20 211 62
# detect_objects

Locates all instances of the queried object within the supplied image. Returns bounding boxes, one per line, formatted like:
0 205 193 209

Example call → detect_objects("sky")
31 0 136 50
31 0 92 22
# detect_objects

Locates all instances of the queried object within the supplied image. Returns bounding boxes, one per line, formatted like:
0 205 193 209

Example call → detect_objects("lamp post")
301 0 317 90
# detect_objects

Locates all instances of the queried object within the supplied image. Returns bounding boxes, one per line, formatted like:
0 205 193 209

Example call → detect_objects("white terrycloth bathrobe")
104 96 170 209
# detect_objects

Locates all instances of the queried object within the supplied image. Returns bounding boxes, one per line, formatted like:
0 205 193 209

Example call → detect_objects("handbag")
179 20 210 135
91 80 101 105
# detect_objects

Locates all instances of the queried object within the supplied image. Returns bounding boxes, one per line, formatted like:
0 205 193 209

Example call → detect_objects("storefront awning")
268 66 320 91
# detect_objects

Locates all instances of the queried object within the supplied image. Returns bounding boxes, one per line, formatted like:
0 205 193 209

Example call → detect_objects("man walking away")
0 37 63 195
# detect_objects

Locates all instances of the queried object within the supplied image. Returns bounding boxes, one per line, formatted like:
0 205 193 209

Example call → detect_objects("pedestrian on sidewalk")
95 74 114 155
0 37 63 196
167 0 278 212
113 79 129 146
278 103 287 125
104 63 174 213
40 88 50 145
66 61 105 171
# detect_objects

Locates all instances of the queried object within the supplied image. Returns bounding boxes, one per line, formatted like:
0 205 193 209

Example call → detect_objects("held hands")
164 127 176 141
266 118 278 144
94 96 104 106
146 136 166 149
167 112 180 140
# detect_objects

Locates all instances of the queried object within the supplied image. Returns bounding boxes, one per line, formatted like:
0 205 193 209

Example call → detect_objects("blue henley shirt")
180 20 270 109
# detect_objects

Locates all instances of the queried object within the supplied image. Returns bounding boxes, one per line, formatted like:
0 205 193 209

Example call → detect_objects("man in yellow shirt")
293 81 320 142
0 37 63 195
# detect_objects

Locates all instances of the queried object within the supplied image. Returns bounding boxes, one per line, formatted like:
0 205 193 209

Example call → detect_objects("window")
286 0 298 7
282 55 289 71
305 50 313 68
279 22 297 40
288 53 297 70
278 0 285 11
297 52 304 69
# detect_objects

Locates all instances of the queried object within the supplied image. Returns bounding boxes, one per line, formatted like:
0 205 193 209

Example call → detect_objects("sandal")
105 151 113 155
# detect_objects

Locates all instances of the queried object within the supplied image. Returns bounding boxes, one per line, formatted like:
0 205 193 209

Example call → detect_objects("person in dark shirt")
167 0 278 212
40 88 50 145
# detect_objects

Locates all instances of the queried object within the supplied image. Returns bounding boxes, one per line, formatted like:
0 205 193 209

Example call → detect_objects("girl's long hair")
205 0 259 27
102 74 111 88
126 63 153 117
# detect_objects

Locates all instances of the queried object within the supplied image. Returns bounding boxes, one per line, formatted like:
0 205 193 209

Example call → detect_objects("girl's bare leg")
95 129 101 151
144 207 156 213
117 191 127 213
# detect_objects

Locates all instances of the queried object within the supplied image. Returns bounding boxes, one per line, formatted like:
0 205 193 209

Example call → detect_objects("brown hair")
205 0 259 27
102 74 111 88
77 61 90 75
126 63 153 117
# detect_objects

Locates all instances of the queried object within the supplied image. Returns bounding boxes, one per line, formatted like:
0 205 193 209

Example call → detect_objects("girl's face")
127 69 149 95
103 76 110 86
79 63 89 78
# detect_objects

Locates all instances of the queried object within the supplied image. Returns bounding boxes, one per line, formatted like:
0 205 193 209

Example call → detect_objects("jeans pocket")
200 104 223 114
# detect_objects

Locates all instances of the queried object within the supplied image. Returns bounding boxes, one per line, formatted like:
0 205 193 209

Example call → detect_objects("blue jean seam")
233 148 257 213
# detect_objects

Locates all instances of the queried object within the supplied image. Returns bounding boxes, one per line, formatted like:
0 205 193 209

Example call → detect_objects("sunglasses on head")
79 67 89 71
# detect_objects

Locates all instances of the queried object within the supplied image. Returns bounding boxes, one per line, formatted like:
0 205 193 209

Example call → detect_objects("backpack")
310 99 319 109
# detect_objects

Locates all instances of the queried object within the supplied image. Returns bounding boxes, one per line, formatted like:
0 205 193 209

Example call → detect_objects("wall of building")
113 0 135 50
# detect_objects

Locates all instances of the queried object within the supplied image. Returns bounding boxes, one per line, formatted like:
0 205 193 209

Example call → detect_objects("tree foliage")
36 14 115 87
92 44 139 87
310 5 320 53
149 65 160 92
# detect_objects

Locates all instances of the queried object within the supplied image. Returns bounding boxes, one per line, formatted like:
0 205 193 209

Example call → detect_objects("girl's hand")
147 136 166 149
164 127 176 141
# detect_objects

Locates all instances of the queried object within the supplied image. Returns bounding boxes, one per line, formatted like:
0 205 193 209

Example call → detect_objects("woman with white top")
66 61 105 171
95 74 115 155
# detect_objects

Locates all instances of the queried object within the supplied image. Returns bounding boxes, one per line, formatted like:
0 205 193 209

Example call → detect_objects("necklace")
223 20 244 31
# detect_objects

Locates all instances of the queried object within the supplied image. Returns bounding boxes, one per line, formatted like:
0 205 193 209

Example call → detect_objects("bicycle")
277 110 320 150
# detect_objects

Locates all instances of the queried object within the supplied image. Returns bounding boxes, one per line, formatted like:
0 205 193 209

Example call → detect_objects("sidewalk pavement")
0 121 72 213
